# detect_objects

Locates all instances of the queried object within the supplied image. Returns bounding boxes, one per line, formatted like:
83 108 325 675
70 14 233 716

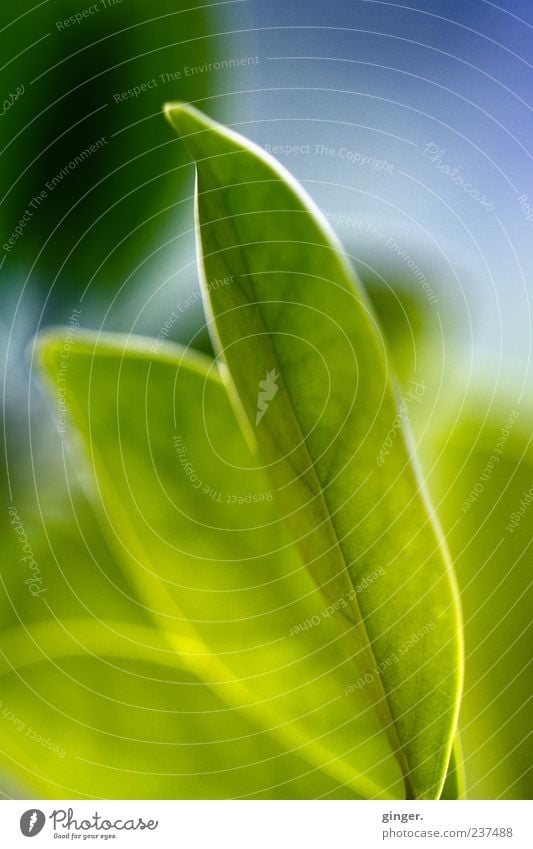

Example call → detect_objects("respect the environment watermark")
325 213 439 307
113 57 260 102
517 194 533 229
3 139 107 253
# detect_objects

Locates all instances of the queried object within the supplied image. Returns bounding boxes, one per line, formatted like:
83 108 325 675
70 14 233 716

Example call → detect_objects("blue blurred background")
3 0 532 381
245 0 533 379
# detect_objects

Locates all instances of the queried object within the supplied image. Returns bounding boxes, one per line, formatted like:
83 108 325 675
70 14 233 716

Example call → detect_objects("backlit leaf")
165 103 463 799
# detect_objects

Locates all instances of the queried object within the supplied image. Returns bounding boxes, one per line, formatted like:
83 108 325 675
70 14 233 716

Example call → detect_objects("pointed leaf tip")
165 102 233 166
164 101 219 149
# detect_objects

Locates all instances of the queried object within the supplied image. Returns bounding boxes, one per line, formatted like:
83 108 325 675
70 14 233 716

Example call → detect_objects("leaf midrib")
195 165 416 798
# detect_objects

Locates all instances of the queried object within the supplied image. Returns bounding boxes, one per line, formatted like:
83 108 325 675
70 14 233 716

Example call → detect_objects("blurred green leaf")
362 269 530 800
440 737 465 800
360 274 436 387
164 103 462 800
35 329 404 799
2 372 356 799
0 383 369 801
0 463 148 636
1 614 369 799
421 399 532 800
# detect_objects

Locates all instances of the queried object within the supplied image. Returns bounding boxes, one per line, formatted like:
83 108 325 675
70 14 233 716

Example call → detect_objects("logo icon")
20 809 45 837
256 369 279 425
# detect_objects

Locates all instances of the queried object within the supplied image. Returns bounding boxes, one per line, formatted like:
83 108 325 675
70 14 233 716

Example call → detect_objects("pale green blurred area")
3 264 529 799
1 236 531 800
3 476 367 800
2 218 531 801
420 398 532 800
22 331 402 800
361 269 532 800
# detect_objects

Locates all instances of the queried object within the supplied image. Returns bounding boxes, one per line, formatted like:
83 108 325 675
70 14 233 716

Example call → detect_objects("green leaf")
0 445 361 800
440 737 465 800
2 361 361 800
421 398 532 799
0 618 357 799
0 371 380 801
165 102 463 799
358 272 443 388
36 330 403 799
0 460 150 637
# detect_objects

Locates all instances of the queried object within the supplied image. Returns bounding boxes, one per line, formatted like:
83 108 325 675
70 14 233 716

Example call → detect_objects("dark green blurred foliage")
1 1 212 307
362 275 429 385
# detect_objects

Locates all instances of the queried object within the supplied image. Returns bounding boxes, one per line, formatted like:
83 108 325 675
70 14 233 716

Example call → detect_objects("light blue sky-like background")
2 0 532 418
217 0 532 384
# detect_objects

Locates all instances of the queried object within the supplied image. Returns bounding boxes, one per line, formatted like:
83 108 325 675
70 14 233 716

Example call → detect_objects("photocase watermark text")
7 506 46 597
1 84 24 117
422 143 495 211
